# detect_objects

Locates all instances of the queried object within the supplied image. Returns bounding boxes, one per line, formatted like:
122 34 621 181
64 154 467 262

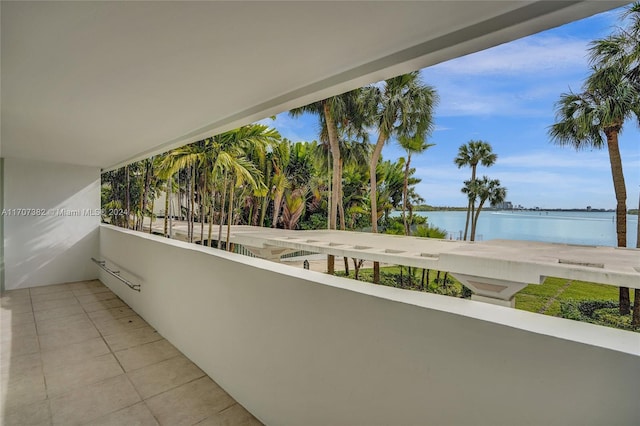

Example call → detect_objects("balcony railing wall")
100 224 639 426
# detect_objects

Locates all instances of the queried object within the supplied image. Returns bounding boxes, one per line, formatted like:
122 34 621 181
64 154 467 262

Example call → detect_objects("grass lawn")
336 265 637 332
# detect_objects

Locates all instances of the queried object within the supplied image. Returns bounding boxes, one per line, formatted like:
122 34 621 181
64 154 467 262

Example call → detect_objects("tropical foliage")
101 126 428 239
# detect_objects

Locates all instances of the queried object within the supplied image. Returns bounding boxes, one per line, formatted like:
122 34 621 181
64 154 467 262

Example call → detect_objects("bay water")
415 210 639 247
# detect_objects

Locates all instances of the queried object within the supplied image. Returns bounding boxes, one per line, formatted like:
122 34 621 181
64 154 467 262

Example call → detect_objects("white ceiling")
1 1 627 170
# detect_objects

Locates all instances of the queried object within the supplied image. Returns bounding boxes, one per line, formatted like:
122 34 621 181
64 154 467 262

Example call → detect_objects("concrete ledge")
99 225 640 426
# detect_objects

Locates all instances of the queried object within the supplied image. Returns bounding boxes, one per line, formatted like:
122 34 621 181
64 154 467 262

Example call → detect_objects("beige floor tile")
128 355 205 399
36 312 93 335
30 289 75 304
38 325 101 351
35 310 89 326
33 303 86 322
103 326 162 352
1 352 42 379
145 376 235 426
1 322 37 342
89 402 160 426
88 306 136 321
0 365 47 410
77 291 118 305
1 308 34 322
1 311 35 329
32 297 80 312
114 339 180 372
71 285 113 297
0 310 35 322
41 337 110 369
44 353 124 397
94 315 149 336
196 403 263 426
50 374 141 425
1 288 31 299
3 282 258 426
67 280 106 291
82 298 126 313
0 297 32 310
0 301 33 319
0 334 40 358
29 283 72 296
1 398 51 426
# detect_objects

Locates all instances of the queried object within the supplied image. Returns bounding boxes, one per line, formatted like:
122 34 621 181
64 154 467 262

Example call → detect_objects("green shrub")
413 224 447 239
560 299 638 332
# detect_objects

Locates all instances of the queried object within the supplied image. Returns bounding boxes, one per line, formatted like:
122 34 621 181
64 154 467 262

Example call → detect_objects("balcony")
2 2 638 425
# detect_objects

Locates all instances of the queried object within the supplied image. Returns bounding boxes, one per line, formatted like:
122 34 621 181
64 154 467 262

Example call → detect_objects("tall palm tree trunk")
207 188 215 247
471 199 487 242
218 172 229 250
190 165 196 243
226 178 235 251
370 133 386 284
164 176 171 237
323 101 341 275
463 166 478 241
369 132 385 233
402 154 411 236
259 195 268 227
125 165 131 229
169 178 174 238
463 200 472 241
634 193 640 326
323 101 340 230
149 199 155 234
199 198 205 244
186 168 192 241
199 178 205 244
605 129 630 314
139 160 150 231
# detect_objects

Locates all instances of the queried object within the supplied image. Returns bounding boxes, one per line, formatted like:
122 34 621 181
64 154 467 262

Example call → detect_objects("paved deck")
228 227 640 288
1 280 262 426
150 222 640 289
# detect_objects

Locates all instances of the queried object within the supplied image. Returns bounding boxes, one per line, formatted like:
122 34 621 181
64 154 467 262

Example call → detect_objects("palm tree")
549 64 639 315
214 125 275 248
369 72 437 233
290 99 342 230
376 159 405 225
398 134 434 235
161 144 203 242
291 90 372 274
269 139 291 228
160 125 276 247
281 187 308 229
589 3 640 90
467 177 506 242
454 140 497 241
588 2 640 324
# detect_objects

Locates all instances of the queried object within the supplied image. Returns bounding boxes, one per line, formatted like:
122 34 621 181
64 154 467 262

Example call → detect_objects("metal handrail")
91 257 141 292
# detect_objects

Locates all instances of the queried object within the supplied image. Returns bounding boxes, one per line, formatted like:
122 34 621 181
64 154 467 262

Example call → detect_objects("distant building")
494 201 513 210
586 206 592 211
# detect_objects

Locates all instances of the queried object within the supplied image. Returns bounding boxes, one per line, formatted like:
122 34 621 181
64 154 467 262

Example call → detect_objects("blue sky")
259 6 640 209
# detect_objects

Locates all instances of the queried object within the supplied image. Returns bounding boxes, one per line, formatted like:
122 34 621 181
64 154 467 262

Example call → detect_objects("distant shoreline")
413 205 638 214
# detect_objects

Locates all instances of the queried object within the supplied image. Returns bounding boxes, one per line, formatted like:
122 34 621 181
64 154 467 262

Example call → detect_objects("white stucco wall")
100 225 640 426
3 158 100 289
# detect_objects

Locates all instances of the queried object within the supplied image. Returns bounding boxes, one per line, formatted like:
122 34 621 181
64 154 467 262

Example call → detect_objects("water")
415 210 639 247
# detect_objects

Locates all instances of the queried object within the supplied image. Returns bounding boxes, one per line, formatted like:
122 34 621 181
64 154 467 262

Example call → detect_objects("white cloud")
498 151 611 170
429 35 590 77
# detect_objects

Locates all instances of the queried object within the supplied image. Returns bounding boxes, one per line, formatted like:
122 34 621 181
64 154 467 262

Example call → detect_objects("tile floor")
1 280 262 426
